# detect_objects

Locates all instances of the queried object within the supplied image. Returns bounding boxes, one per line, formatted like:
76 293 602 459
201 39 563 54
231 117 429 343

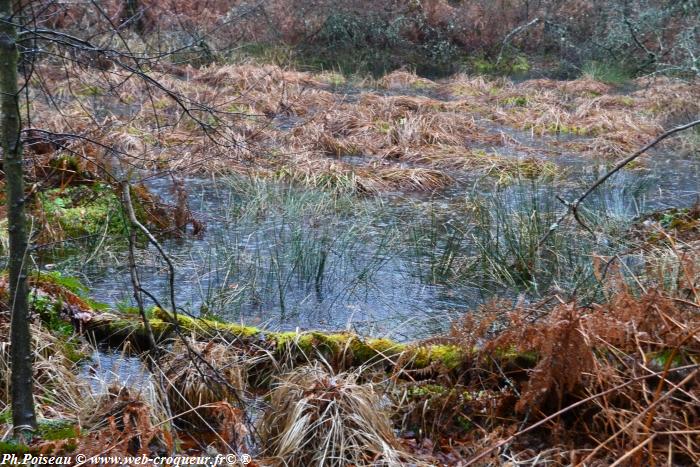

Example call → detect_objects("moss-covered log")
85 309 467 368
84 308 537 376
1 273 537 380
85 312 175 350
13 272 535 377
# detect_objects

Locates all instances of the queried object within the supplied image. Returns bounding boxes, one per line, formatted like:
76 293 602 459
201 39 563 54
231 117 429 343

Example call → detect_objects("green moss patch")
414 344 463 370
112 309 472 372
37 419 78 441
0 441 31 455
37 183 126 239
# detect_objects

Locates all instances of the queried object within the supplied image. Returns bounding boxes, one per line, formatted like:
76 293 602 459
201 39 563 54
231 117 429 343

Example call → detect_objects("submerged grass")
65 169 677 339
192 175 400 321
406 176 638 303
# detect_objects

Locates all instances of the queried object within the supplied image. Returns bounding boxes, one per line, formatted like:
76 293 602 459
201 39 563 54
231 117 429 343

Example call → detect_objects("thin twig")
119 181 254 437
121 181 157 353
610 434 657 467
497 17 540 65
577 368 699 466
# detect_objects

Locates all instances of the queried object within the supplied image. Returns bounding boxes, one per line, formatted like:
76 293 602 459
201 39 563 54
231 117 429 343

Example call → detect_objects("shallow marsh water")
36 81 700 342
57 87 700 394
81 347 152 393
57 142 699 342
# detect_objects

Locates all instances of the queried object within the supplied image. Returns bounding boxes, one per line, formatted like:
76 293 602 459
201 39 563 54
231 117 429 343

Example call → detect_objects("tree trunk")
0 0 37 438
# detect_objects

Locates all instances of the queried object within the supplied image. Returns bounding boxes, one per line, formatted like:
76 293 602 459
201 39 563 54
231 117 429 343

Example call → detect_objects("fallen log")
84 307 538 380
8 272 535 381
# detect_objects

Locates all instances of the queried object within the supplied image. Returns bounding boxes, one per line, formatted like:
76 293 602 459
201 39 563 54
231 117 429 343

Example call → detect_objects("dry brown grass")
0 319 89 420
77 385 174 460
259 364 423 466
156 336 271 438
26 59 699 197
376 70 437 91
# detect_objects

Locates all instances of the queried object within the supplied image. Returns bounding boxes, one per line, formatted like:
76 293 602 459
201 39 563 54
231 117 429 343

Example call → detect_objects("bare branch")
497 17 540 65
538 118 700 248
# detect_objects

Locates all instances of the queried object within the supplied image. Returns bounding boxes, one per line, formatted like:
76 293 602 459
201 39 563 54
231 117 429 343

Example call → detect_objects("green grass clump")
0 441 31 454
318 71 347 87
469 55 530 75
657 208 699 231
502 95 528 107
555 123 594 135
581 61 633 85
648 349 684 369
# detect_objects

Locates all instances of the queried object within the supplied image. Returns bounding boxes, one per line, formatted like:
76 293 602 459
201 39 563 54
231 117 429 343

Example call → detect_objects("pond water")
80 347 152 393
54 132 699 342
34 81 700 342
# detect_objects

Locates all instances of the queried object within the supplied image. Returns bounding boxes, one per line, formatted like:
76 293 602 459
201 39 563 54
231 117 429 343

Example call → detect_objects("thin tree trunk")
0 0 37 438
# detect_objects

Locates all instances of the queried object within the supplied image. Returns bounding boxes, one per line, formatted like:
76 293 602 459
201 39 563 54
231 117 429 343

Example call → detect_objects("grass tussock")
0 316 88 420
76 386 173 460
259 364 422 467
0 275 94 421
376 70 437 91
24 58 698 202
159 338 256 431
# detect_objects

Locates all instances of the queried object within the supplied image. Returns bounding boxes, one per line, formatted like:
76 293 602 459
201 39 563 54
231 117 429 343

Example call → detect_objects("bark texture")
0 0 36 437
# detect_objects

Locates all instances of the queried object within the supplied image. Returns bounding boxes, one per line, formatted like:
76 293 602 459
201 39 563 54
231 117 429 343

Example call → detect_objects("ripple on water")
55 140 700 341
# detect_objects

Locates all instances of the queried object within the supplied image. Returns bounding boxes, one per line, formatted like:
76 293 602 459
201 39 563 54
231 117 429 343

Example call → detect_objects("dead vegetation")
5 57 700 463
76 386 173 462
1 236 698 464
0 315 87 420
390 248 700 465
0 300 167 463
4 9 700 462
259 364 421 467
3 1 699 464
158 338 256 437
23 61 698 204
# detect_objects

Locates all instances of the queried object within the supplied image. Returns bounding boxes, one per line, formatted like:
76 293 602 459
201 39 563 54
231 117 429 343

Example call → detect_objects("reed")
192 176 399 320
